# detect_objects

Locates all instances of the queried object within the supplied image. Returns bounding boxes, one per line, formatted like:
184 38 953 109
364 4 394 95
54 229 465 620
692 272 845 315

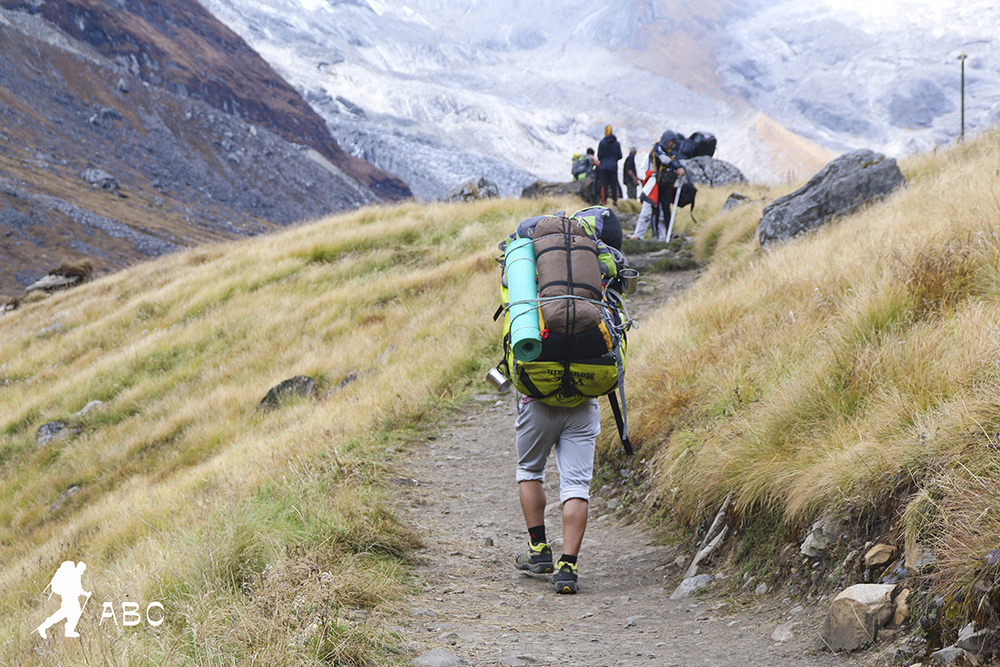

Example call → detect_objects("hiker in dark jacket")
632 131 685 240
596 125 622 207
650 130 685 239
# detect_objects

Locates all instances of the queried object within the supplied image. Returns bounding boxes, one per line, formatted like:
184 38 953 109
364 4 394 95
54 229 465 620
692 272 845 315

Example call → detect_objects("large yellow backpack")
494 212 634 453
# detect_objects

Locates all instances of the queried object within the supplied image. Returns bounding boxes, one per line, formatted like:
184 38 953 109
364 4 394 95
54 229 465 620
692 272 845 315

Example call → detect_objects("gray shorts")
515 399 600 503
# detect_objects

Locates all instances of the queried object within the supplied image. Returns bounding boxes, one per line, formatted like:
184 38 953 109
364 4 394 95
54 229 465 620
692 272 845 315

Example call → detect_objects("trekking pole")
664 175 683 242
80 591 93 616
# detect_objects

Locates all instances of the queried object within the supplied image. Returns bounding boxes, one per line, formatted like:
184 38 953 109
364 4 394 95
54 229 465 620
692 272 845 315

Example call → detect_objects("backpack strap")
603 289 631 456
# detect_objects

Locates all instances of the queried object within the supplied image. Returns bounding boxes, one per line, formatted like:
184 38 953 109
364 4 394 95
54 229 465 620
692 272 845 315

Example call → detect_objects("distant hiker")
623 146 639 200
631 169 657 240
36 561 91 639
596 125 622 207
571 148 599 181
571 148 597 181
632 131 685 240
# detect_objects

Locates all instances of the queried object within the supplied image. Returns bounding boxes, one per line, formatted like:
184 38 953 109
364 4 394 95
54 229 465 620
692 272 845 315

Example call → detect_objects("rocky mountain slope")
201 0 1000 198
0 0 411 300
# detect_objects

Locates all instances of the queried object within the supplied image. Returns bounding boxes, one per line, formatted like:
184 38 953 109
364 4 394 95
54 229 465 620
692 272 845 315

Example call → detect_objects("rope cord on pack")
602 288 634 332
504 294 627 341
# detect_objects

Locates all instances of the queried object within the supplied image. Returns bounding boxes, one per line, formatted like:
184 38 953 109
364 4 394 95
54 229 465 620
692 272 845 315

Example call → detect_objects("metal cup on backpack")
486 367 512 393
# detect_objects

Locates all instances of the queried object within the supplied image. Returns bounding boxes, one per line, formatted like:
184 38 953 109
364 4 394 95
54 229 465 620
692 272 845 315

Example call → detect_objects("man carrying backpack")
572 148 598 181
596 125 622 207
505 208 627 595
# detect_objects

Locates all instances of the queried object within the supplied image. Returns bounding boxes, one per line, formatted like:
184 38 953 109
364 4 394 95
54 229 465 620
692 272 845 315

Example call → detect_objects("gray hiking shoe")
553 559 578 594
514 541 553 574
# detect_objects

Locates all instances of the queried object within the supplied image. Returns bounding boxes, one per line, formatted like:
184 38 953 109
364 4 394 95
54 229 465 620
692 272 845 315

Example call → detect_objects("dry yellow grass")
618 130 1000 626
0 195 583 665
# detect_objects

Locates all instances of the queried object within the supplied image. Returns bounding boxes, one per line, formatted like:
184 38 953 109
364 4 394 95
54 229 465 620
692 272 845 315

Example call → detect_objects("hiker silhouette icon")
36 561 91 639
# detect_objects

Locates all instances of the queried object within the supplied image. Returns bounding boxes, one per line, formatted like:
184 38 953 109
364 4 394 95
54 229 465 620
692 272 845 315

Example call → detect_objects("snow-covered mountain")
201 0 1000 199
722 0 1000 157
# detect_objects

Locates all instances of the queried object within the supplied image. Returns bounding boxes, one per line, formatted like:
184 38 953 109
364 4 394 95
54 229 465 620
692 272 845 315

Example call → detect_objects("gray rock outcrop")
36 421 82 446
521 178 597 204
822 583 898 650
722 192 752 211
256 375 318 412
680 156 747 186
757 149 905 246
956 622 993 655
445 177 499 202
930 646 971 666
82 169 119 192
25 273 84 295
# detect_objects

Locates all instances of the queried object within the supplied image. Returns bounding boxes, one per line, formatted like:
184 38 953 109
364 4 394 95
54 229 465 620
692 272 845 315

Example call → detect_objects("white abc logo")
99 601 165 627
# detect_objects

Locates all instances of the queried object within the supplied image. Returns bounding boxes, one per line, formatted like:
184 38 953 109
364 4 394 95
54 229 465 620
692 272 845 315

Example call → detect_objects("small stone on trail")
772 620 799 642
670 574 714 600
413 608 439 617
412 648 463 666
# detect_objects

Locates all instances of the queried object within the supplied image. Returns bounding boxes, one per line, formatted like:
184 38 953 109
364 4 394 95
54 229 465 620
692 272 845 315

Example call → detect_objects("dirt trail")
390 268 871 667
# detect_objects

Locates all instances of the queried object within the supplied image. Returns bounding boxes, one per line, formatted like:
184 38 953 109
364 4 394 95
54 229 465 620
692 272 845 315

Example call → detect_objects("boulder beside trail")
681 156 747 186
757 149 905 246
521 178 598 205
823 583 898 650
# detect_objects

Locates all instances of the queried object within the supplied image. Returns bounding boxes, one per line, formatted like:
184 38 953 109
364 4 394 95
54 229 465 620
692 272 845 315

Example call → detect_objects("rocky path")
389 268 873 667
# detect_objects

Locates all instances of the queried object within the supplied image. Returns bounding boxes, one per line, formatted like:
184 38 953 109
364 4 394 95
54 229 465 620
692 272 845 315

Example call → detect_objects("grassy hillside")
0 197 585 665
3 132 999 663
619 133 1000 635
